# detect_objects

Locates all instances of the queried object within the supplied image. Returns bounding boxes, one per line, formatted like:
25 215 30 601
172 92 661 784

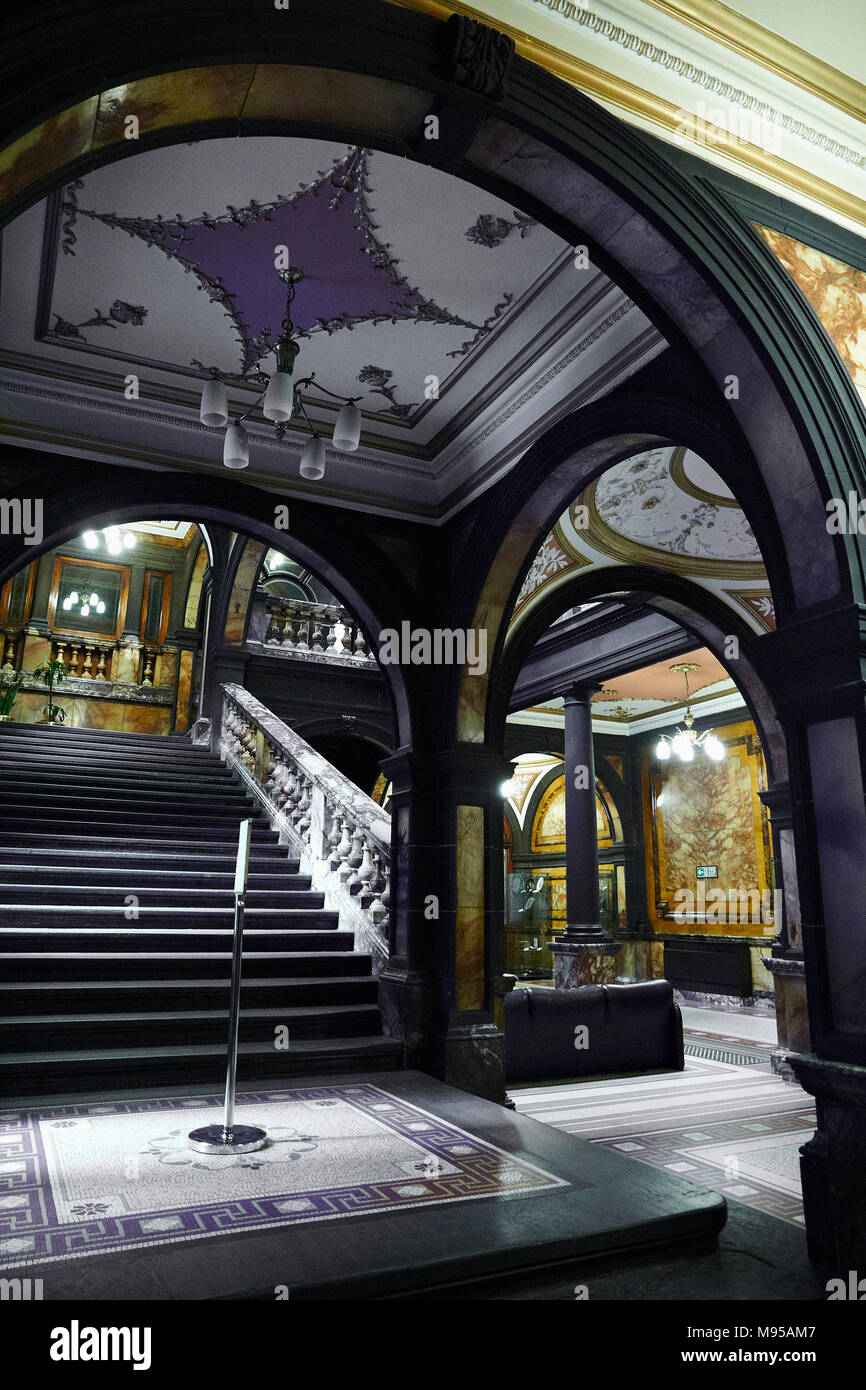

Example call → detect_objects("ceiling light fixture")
81 527 137 553
199 266 363 478
655 663 725 763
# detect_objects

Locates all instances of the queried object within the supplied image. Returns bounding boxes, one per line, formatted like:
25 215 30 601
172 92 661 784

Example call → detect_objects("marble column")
378 744 512 1103
552 683 619 988
758 782 809 1081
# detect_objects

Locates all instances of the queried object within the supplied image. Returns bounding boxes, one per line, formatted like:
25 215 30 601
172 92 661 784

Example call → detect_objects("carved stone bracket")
445 15 515 100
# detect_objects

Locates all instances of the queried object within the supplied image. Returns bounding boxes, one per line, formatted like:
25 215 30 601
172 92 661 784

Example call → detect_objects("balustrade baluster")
344 827 365 893
369 853 387 922
311 610 326 653
357 838 376 906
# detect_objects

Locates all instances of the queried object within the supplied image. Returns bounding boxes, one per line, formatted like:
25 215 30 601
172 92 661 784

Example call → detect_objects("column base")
377 967 433 1073
789 1052 866 1268
766 955 808 1083
552 937 620 989
438 1022 505 1104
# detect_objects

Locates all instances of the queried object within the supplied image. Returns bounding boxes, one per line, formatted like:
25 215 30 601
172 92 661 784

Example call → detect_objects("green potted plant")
32 658 67 725
0 670 23 722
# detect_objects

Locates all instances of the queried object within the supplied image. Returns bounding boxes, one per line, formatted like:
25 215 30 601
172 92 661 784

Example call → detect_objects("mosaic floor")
0 1083 569 1269
511 1051 815 1228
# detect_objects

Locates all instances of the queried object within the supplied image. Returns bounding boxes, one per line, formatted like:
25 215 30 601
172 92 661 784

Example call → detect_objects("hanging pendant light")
223 423 249 469
196 267 366 471
263 371 294 424
300 435 326 480
654 663 726 763
200 379 228 427
332 402 361 453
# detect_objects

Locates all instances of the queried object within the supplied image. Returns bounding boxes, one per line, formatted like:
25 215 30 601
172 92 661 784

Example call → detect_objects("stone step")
0 823 280 845
0 974 378 1012
0 905 339 930
0 846 299 871
0 926 352 952
0 884 324 909
0 1002 385 1048
0 863 310 890
0 951 372 981
0 1035 403 1096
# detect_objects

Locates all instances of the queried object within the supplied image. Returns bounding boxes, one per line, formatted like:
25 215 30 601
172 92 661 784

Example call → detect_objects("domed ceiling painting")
510 445 775 636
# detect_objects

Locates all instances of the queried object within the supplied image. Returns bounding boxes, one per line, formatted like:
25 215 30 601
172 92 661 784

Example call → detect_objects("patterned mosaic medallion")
0 1084 570 1268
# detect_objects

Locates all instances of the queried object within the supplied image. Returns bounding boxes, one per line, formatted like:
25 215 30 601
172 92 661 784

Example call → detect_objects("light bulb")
97 601 106 614
655 739 671 760
62 597 72 611
672 731 693 761
263 371 294 424
223 422 249 469
89 592 98 606
705 735 725 761
200 378 228 427
82 531 99 549
80 604 90 617
69 591 79 605
333 401 361 452
299 435 326 480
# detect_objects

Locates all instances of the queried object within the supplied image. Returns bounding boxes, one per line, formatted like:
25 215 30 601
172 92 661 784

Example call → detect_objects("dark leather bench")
504 979 685 1084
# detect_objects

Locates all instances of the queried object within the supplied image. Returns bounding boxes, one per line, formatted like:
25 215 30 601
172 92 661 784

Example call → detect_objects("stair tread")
0 1036 401 1065
0 975 371 990
4 1004 381 1023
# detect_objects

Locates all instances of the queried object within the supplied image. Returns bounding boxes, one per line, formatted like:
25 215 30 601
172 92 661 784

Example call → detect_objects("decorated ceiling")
510 445 775 637
512 647 743 733
42 138 564 431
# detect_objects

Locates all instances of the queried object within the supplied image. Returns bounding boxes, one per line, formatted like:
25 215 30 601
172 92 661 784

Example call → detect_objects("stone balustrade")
259 598 377 666
219 682 391 972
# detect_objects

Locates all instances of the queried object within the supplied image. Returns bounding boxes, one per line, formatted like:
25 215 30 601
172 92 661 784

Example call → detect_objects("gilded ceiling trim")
640 0 866 128
668 446 739 509
391 1 866 235
576 472 768 579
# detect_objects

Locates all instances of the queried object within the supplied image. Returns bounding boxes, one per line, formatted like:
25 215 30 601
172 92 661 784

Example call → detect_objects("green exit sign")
696 865 718 879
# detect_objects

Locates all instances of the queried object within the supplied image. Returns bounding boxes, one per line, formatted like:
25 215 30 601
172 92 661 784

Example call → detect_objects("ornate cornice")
392 0 866 233
525 1 866 169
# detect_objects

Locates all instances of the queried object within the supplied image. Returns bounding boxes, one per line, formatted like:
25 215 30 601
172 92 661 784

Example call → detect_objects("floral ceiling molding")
510 445 776 637
38 138 564 426
756 226 866 407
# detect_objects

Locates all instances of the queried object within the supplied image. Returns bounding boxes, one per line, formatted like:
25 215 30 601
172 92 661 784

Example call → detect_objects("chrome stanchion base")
188 1124 268 1155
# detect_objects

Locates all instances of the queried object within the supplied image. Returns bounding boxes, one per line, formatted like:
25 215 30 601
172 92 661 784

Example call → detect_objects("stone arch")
0 0 862 624
0 463 414 747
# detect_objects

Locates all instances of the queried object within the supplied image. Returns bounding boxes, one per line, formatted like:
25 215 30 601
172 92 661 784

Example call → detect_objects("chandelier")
62 588 105 618
81 526 136 554
654 663 725 762
198 267 362 480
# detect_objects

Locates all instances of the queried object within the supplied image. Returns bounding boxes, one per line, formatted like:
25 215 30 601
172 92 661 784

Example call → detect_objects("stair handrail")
219 683 391 971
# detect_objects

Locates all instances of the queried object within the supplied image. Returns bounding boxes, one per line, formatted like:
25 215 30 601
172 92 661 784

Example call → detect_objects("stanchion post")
189 819 268 1155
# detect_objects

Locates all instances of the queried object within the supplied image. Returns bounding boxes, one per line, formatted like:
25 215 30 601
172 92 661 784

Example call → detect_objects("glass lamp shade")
123 531 136 549
332 402 361 452
299 435 326 480
704 735 726 761
500 779 517 798
223 423 249 470
200 379 229 427
82 531 99 549
263 371 294 424
655 739 671 760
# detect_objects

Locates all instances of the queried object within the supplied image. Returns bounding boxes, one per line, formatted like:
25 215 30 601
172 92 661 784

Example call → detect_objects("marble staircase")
0 723 400 1097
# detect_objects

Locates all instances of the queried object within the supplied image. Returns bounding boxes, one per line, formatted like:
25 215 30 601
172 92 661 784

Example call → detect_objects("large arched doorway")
1 0 864 1267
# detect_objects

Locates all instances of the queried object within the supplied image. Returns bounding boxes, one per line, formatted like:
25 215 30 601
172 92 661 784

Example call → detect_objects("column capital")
558 680 604 705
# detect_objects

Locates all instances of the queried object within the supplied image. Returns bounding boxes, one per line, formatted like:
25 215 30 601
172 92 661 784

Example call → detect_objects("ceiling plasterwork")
509 444 775 636
394 0 866 235
0 134 663 520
